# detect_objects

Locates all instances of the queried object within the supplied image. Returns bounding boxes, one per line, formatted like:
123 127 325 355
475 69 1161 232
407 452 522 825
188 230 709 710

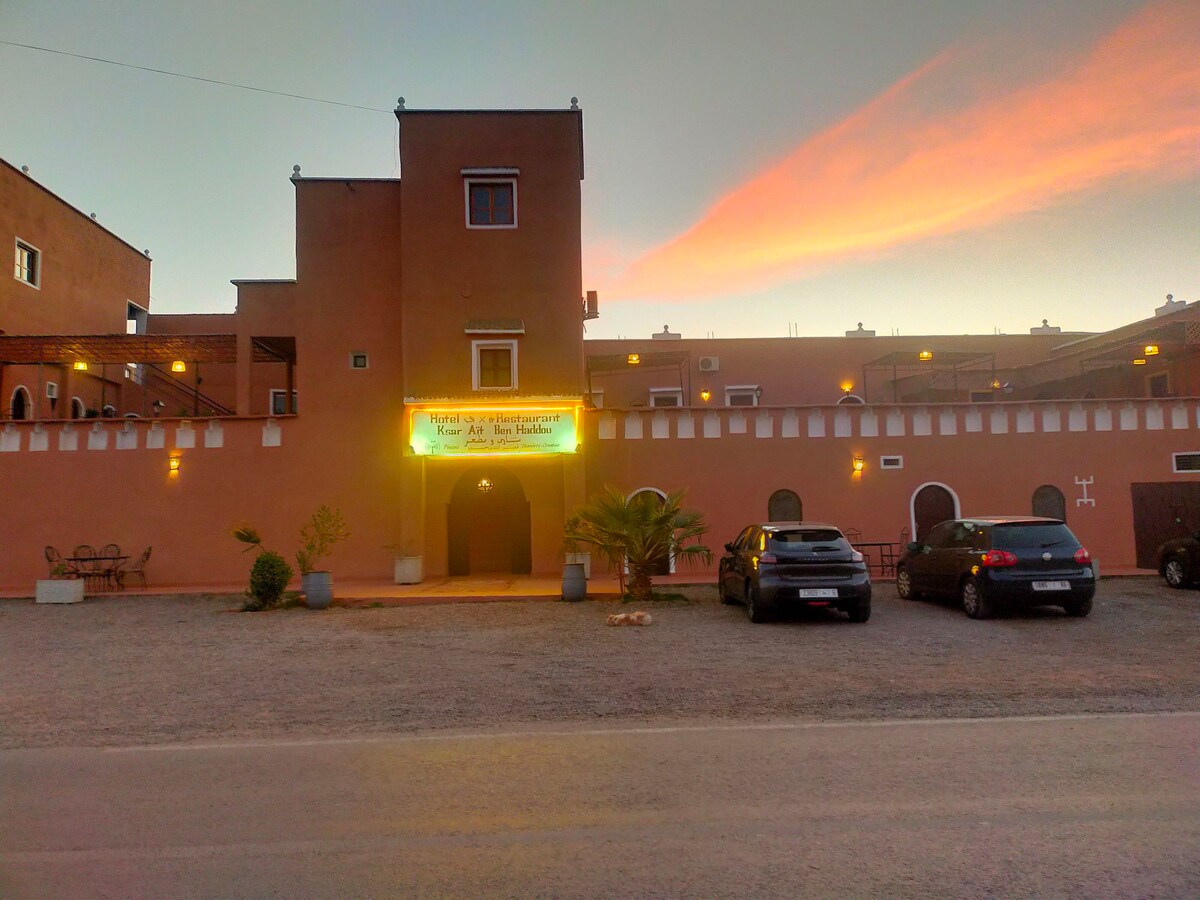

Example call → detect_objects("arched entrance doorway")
628 488 671 575
1032 484 1067 521
767 489 802 521
10 386 31 420
447 467 531 575
911 482 959 542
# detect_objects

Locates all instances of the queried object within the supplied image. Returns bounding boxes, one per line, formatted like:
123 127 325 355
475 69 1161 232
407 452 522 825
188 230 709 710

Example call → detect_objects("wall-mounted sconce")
73 361 88 371
168 454 181 474
754 386 763 402
626 353 640 365
840 382 854 395
171 360 187 373
918 350 933 362
477 477 494 493
1133 358 1147 366
700 389 711 402
991 379 1002 389
1144 344 1160 356
852 455 865 474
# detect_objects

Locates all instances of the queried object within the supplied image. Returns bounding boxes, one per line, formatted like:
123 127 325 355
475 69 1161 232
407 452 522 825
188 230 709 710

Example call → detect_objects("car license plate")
1032 580 1070 591
799 588 838 599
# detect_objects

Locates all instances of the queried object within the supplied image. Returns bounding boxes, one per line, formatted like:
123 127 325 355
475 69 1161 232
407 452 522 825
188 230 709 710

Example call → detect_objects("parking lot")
1 577 1197 749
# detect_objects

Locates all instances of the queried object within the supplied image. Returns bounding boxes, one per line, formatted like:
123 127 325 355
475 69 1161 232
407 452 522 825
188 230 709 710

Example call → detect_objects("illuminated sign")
409 406 579 456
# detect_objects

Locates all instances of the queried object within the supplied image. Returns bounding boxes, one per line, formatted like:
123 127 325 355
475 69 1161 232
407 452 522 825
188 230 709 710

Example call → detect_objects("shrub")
244 551 293 611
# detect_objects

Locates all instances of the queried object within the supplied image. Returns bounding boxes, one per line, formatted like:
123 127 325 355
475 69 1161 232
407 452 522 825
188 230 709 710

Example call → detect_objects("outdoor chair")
44 545 80 579
71 545 104 591
98 543 122 589
118 546 152 589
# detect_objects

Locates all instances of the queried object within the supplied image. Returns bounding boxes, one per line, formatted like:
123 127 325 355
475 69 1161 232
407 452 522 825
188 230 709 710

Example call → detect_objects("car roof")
952 516 1066 525
760 521 843 531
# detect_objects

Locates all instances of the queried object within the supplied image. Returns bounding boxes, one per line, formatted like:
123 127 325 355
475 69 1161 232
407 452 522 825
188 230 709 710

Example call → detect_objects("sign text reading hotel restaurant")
409 407 579 456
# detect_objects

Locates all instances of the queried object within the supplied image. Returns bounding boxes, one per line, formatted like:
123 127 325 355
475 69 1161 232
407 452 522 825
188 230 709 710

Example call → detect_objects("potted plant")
559 523 589 601
35 564 85 604
385 541 424 585
295 505 350 609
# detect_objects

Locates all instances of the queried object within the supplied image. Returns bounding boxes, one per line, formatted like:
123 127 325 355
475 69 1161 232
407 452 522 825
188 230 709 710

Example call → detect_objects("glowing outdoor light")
626 353 640 365
1133 358 1147 366
1144 344 1160 356
700 389 711 402
918 350 933 361
477 477 493 493
991 379 1002 389
852 455 865 474
840 382 853 394
73 361 88 371
168 454 181 473
171 360 187 373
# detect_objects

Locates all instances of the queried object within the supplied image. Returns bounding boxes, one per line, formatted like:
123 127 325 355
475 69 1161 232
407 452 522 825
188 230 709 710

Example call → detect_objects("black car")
718 522 872 623
1156 531 1200 588
895 517 1095 619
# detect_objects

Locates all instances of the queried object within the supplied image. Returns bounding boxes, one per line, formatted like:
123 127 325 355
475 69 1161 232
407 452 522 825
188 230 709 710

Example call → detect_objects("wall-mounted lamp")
754 386 763 402
1144 344 1160 356
626 353 640 365
1133 358 1148 366
477 477 494 493
918 350 933 362
171 360 187 373
168 454 181 473
991 379 1002 389
73 361 88 371
840 382 854 394
700 389 711 402
852 455 865 474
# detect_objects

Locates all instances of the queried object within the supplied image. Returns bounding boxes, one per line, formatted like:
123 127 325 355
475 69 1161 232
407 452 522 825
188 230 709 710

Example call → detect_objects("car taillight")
1073 547 1091 564
850 550 864 563
759 552 778 564
980 549 1017 567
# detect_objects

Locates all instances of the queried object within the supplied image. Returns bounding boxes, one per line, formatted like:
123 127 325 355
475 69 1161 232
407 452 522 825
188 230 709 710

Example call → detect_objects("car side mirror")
906 541 922 552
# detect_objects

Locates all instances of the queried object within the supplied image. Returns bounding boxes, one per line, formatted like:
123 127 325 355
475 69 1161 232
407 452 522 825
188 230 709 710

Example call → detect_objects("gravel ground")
1 578 1197 749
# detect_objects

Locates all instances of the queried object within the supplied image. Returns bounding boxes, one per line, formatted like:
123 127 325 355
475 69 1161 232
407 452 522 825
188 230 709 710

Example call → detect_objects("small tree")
563 486 711 602
295 505 351 575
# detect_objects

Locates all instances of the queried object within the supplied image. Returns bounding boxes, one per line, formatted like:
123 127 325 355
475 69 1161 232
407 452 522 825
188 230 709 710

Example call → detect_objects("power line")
0 39 392 113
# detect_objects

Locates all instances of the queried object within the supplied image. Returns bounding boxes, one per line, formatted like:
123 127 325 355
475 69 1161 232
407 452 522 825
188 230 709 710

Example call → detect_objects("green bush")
244 551 293 611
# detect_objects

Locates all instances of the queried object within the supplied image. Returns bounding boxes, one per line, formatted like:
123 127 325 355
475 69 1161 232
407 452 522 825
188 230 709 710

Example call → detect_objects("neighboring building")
2 108 1199 589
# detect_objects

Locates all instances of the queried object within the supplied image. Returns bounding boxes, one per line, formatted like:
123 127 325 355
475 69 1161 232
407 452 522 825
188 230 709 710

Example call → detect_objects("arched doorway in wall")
627 487 672 575
70 397 84 419
1032 484 1067 521
767 489 802 521
10 386 31 420
911 482 959 542
447 467 531 575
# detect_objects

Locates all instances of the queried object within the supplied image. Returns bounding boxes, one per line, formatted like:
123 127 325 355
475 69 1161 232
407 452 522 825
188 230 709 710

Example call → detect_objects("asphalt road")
3 711 1198 898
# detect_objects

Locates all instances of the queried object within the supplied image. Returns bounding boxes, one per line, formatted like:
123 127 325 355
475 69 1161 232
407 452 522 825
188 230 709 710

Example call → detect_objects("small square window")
968 390 995 403
466 180 516 228
649 388 682 408
725 385 760 407
14 239 40 288
880 455 904 470
473 340 517 390
270 389 298 415
350 352 369 370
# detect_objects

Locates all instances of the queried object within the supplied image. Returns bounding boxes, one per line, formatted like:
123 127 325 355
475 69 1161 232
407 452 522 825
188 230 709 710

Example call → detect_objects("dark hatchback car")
1155 531 1200 588
718 522 872 623
895 517 1095 619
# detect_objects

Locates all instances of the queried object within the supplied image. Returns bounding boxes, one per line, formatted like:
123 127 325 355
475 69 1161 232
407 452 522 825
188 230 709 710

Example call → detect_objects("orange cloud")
606 1 1200 301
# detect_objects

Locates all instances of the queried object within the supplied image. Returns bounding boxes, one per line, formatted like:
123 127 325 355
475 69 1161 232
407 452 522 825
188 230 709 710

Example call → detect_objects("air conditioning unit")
698 356 720 372
45 382 59 399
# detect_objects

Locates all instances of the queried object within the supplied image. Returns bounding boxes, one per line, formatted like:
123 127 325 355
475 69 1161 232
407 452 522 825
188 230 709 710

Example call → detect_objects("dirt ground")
1 578 1197 749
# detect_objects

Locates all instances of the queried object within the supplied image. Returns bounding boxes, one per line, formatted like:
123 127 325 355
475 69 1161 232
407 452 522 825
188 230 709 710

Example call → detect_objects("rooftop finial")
90 212 97 220
21 165 29 173
570 96 579 109
396 96 406 111
291 165 301 180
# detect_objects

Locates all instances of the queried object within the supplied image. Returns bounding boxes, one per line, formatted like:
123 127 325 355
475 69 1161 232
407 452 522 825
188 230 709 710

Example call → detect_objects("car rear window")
991 523 1078 549
768 529 846 548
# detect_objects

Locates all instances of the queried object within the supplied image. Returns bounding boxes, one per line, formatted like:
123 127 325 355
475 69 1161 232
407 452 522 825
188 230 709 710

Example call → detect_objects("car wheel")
745 584 771 623
961 577 993 620
718 578 736 604
1063 596 1093 617
847 603 871 623
1163 555 1189 589
896 567 920 600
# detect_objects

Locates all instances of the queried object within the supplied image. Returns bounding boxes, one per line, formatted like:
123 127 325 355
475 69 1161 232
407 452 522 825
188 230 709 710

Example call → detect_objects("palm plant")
563 486 711 602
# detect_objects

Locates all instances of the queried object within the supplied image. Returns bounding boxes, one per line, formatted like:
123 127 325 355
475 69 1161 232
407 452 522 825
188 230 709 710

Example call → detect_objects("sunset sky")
3 0 1197 339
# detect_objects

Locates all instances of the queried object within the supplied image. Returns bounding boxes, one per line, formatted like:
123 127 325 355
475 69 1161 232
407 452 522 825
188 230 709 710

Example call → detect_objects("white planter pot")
394 556 424 584
36 579 85 604
565 551 591 579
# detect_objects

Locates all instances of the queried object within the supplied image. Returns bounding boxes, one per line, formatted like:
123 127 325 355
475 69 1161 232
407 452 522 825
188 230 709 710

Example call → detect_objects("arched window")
767 489 802 521
1032 485 1067 521
837 394 865 405
10 386 31 420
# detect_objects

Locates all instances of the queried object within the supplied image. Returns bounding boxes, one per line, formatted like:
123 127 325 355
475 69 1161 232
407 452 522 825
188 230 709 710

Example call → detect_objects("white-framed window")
14 239 40 288
725 385 760 407
465 179 517 229
649 387 683 408
270 389 298 415
837 393 865 405
472 339 517 390
880 455 904 470
1172 451 1200 473
586 389 604 408
349 352 369 370
968 389 995 403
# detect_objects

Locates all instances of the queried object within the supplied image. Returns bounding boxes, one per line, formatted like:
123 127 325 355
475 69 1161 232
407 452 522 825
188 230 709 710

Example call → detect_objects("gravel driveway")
2 578 1197 749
